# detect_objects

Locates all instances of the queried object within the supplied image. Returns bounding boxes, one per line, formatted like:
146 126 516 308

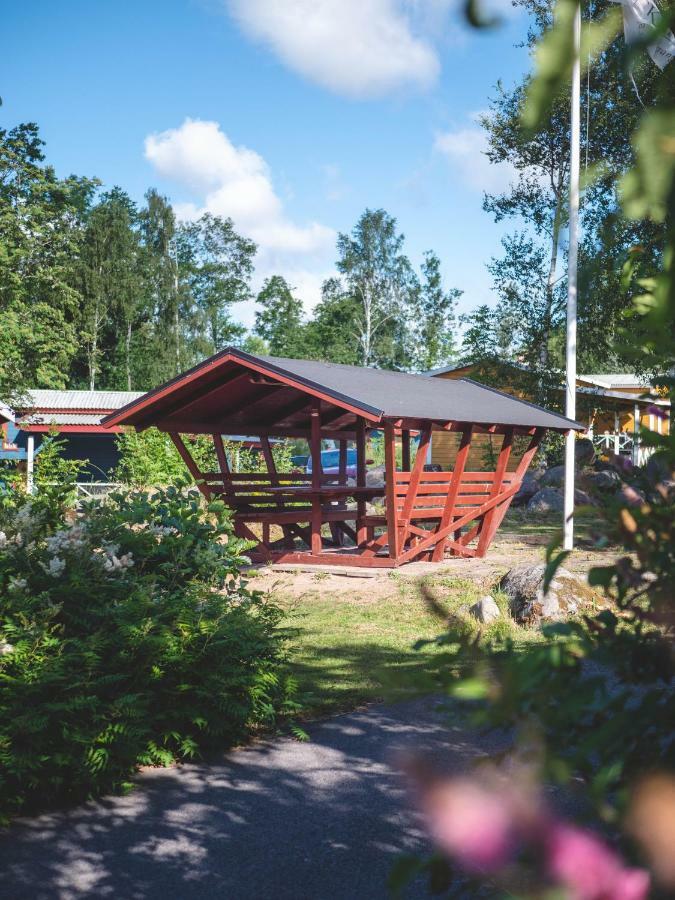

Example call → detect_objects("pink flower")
423 780 517 873
547 824 650 900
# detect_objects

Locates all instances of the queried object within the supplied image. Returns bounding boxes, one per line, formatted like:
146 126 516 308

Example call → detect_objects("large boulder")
512 470 541 507
574 487 598 507
586 469 621 492
365 465 385 488
527 487 564 512
575 438 596 465
500 563 597 626
469 595 501 625
540 465 565 488
645 451 673 486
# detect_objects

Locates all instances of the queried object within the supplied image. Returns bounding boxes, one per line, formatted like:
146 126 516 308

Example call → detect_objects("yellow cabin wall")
429 368 670 468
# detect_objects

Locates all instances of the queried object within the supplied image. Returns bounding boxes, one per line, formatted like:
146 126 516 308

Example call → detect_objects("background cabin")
427 361 670 468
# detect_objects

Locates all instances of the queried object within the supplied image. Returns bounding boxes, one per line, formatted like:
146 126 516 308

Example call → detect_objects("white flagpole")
563 0 581 551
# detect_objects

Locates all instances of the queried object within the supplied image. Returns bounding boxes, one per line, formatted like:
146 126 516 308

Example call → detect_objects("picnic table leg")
356 417 367 546
310 400 323 555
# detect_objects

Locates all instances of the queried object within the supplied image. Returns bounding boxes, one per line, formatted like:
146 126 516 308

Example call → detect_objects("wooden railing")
393 470 518 518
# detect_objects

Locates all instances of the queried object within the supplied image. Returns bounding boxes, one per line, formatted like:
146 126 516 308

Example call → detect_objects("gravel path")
0 697 507 899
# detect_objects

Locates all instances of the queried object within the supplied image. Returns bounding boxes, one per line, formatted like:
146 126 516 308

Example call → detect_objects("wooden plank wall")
430 431 530 472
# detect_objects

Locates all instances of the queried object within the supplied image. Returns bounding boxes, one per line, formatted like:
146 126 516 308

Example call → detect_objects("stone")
575 438 596 465
574 488 598 507
469 595 501 625
527 487 564 512
618 483 646 507
645 451 672 486
365 466 385 488
512 470 541 507
540 465 565 488
586 469 621 492
500 563 597 626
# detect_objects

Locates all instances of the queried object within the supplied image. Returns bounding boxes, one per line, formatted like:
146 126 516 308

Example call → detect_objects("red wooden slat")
432 425 473 562
476 428 514 557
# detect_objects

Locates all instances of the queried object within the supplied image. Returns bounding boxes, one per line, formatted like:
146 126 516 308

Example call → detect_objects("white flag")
610 0 675 69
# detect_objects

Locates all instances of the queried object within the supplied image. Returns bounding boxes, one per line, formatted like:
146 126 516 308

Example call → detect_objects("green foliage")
115 428 294 487
391 1 675 894
254 275 305 357
0 484 293 820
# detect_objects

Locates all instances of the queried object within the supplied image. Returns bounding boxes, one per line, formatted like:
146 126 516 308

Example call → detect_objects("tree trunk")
125 321 132 391
540 178 565 369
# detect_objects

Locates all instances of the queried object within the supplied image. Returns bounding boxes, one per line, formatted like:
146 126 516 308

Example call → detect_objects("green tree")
303 278 362 365
475 0 665 378
334 209 419 369
76 188 142 390
413 250 460 372
254 275 305 357
176 213 255 361
0 123 97 402
138 189 180 384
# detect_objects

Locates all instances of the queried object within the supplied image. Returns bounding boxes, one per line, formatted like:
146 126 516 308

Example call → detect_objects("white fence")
591 432 652 466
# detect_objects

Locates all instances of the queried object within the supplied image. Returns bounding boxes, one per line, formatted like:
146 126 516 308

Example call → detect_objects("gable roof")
103 348 582 433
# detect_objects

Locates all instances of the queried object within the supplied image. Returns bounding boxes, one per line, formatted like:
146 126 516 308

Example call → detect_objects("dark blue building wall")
13 431 121 481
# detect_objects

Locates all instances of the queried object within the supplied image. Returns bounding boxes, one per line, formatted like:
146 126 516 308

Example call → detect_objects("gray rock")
574 488 598 507
500 563 597 626
540 465 565 488
365 466 385 488
575 438 596 465
645 451 672 485
586 469 621 491
527 487 564 512
469 595 501 625
512 471 541 507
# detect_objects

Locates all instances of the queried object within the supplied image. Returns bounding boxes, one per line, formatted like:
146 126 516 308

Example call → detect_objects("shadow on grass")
286 635 462 718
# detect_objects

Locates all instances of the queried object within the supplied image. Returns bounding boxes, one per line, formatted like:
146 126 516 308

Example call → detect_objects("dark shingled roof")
103 348 583 432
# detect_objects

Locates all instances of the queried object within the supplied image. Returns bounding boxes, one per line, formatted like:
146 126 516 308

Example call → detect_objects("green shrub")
115 427 295 486
0 483 293 820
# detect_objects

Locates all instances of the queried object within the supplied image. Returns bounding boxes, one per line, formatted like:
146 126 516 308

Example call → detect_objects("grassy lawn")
274 573 543 718
252 510 614 720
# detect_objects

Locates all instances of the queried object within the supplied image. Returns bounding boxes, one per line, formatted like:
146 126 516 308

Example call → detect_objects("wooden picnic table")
260 485 383 499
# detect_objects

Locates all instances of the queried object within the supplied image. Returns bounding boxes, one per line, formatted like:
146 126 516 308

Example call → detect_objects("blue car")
306 448 358 477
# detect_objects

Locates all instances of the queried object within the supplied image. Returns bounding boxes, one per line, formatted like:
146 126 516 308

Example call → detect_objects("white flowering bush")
0 484 294 821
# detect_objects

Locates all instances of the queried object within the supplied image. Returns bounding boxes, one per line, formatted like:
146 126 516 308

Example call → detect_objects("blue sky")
3 0 532 328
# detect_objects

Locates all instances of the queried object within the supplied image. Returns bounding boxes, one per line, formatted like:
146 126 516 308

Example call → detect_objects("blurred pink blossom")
422 779 519 873
546 824 650 900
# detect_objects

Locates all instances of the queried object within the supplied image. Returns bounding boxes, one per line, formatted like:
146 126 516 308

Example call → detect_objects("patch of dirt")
247 568 402 603
246 526 615 604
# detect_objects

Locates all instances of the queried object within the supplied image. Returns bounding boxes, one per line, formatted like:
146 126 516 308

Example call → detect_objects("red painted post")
476 427 514 558
338 439 347 485
401 429 411 472
169 432 212 499
384 422 400 560
310 401 323 555
356 417 367 546
432 424 473 562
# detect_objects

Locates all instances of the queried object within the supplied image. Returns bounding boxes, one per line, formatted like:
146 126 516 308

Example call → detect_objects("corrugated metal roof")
577 373 661 391
22 390 144 411
0 402 15 424
21 413 109 426
104 348 583 432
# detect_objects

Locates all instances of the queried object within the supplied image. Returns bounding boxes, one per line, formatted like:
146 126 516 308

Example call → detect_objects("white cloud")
434 125 515 194
145 119 334 255
144 119 336 322
225 0 440 98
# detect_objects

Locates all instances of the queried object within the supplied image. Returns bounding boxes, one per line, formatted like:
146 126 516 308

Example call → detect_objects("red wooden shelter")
103 349 582 568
